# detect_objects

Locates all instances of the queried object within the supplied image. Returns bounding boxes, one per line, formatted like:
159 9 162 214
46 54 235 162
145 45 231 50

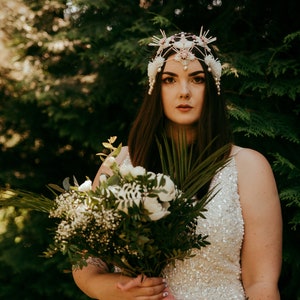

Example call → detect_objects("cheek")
161 99 173 117
195 104 203 118
194 88 205 108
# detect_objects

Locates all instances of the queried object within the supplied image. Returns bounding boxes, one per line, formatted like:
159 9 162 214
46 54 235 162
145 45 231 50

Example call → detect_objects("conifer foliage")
0 0 299 299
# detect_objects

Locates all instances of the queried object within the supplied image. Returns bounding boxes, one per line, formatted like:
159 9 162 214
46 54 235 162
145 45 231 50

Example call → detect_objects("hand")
117 274 175 299
163 287 176 300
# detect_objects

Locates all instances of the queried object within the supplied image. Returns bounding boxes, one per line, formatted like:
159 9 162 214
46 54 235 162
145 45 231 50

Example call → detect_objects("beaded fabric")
163 155 245 299
121 147 246 299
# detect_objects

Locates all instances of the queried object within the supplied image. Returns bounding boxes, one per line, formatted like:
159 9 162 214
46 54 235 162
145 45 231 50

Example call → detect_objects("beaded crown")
147 28 222 95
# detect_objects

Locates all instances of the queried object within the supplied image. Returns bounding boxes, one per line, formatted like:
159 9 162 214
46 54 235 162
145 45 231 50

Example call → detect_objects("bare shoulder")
92 146 129 189
232 145 273 175
232 145 279 208
116 146 129 164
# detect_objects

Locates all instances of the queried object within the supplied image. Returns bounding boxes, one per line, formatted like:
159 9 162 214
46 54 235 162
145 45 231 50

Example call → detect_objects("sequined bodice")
122 149 246 299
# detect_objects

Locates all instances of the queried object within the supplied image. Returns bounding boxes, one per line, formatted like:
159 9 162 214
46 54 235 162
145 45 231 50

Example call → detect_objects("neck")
165 122 197 145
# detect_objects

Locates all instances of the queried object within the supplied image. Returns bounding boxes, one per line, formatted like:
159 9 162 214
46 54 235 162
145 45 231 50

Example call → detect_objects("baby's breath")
44 137 222 277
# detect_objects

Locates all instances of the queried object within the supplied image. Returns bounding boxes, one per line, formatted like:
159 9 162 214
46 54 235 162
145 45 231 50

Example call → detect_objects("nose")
179 82 190 100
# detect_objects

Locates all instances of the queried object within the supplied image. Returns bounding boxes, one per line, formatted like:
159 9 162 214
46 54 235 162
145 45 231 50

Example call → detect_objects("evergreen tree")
0 0 299 298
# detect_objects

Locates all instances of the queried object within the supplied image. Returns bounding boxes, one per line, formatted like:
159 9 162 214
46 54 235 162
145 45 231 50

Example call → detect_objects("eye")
192 76 205 84
162 76 176 84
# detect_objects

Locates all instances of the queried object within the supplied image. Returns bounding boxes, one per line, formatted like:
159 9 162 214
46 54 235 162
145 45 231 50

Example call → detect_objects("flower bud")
103 156 116 169
78 179 92 192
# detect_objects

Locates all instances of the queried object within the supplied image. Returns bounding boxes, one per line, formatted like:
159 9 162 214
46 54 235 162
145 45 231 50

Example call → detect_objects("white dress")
163 156 246 299
90 147 246 299
120 148 246 299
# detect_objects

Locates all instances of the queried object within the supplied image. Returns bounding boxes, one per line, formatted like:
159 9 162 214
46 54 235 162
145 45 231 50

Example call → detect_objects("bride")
72 29 282 300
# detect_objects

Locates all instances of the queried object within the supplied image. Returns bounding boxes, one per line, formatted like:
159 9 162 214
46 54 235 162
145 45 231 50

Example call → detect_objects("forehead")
163 54 204 73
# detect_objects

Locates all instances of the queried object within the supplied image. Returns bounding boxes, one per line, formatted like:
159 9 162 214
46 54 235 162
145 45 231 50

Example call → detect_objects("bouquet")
0 135 229 277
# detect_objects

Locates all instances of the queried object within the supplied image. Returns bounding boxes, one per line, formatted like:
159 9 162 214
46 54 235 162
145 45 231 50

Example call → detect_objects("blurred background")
0 0 299 299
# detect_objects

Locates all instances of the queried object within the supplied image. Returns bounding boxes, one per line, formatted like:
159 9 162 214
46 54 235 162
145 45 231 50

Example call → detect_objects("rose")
143 197 170 221
119 165 146 179
119 164 132 177
155 174 176 202
131 166 146 177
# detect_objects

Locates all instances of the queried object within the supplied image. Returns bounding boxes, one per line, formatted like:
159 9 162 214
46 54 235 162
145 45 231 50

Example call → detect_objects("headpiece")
147 28 222 95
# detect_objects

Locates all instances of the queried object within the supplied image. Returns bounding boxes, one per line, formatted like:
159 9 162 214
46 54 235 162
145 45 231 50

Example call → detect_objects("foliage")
222 27 300 300
0 0 299 299
46 159 211 277
1 137 228 279
0 207 89 299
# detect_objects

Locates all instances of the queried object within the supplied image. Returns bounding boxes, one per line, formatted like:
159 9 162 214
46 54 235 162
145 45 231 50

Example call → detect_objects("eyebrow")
162 70 205 77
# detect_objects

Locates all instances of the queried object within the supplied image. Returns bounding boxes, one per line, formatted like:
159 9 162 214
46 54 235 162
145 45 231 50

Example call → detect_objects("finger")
117 274 146 290
163 287 176 299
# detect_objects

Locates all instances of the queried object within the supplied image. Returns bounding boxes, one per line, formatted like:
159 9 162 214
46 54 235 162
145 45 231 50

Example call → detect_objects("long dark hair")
128 32 232 176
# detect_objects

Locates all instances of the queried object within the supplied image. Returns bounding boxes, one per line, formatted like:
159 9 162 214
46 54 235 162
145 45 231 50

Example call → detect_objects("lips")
176 104 193 112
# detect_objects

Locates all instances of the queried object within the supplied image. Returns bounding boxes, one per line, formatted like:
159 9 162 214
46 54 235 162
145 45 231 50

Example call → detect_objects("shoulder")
115 146 129 165
92 146 129 189
231 145 279 208
232 146 274 177
102 146 130 171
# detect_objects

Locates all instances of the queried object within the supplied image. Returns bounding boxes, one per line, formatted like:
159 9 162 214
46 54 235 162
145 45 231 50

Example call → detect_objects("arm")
72 264 167 300
73 146 168 299
236 149 282 299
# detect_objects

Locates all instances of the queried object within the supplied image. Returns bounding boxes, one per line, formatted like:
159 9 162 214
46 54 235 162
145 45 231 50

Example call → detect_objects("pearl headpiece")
147 28 222 95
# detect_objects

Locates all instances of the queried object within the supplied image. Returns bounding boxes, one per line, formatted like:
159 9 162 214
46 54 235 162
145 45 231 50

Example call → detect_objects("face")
161 54 206 132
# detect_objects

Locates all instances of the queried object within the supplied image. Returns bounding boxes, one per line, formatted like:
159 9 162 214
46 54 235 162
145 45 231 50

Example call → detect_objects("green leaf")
0 188 53 213
157 130 230 200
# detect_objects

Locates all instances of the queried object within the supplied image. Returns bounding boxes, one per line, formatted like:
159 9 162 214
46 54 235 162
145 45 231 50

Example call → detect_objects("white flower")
173 40 194 49
155 174 177 202
204 55 222 80
147 56 165 94
103 156 116 169
99 174 107 183
78 179 92 192
119 164 134 177
144 197 170 221
56 220 74 240
149 56 165 75
174 50 195 62
131 166 146 177
74 203 89 214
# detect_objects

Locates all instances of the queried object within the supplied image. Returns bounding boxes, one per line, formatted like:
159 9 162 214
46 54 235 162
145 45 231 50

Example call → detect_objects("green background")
0 0 299 299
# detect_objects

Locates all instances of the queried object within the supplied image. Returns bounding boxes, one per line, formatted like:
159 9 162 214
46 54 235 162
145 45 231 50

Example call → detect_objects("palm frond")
157 131 230 201
0 188 53 213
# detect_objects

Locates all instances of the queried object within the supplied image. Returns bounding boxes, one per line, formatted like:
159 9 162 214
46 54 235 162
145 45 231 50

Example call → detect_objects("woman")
72 29 282 299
